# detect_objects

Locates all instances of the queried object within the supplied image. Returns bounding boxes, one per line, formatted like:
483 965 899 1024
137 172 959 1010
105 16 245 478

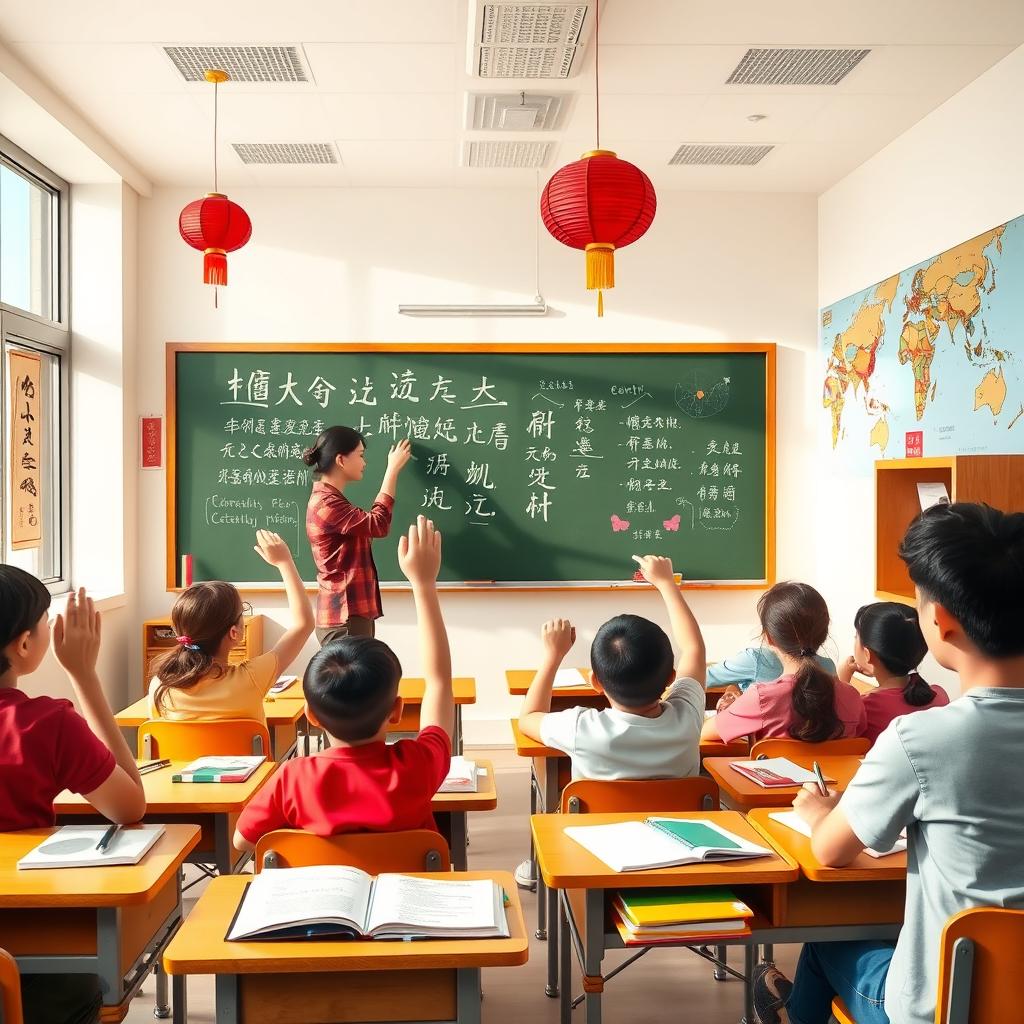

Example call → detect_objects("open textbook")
769 811 907 859
227 865 510 941
564 818 771 872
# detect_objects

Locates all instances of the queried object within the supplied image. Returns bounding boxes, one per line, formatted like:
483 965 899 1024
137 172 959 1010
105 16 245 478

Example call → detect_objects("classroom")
1 3 1023 1024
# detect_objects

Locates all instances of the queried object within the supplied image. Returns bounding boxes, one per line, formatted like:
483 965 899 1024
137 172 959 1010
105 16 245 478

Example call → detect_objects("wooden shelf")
141 616 264 696
875 455 1024 603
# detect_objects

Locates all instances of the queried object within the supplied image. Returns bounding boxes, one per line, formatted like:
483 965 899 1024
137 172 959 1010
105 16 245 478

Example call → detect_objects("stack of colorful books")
612 887 753 945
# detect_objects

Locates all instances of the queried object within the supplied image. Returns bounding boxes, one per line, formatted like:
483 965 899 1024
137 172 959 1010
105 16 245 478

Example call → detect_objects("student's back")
842 688 1024 1023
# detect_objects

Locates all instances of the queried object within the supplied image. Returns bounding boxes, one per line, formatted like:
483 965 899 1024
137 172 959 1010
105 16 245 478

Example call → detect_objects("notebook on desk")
438 756 479 793
553 668 590 689
18 825 165 869
171 756 264 783
768 811 907 858
729 758 837 788
564 818 771 872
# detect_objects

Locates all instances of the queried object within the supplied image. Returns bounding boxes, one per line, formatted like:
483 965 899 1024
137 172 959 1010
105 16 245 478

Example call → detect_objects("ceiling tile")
303 43 457 93
321 93 457 140
339 139 456 187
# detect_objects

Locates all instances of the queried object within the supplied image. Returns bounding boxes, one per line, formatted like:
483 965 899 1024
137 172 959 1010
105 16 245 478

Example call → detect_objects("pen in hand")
96 824 120 853
812 760 829 797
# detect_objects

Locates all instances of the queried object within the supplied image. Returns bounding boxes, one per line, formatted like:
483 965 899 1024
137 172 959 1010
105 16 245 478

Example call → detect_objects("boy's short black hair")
303 637 403 742
590 613 675 707
898 501 1024 658
0 564 51 674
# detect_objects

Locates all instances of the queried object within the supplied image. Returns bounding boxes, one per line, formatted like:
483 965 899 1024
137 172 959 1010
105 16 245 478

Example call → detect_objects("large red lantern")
541 149 656 316
179 193 252 286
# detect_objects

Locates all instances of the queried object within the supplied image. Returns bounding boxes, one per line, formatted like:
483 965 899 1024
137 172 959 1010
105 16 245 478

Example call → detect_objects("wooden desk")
532 811 799 1024
746 808 906 929
0 825 200 1024
115 695 308 761
389 677 477 754
703 754 865 813
432 759 498 871
54 762 277 875
505 669 607 709
163 871 529 1024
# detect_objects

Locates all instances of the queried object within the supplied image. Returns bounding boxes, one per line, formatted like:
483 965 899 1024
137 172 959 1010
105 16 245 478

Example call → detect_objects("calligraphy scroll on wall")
9 350 42 550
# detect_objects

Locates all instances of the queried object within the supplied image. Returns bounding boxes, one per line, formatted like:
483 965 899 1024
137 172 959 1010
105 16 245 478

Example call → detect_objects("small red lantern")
541 149 656 316
179 193 252 286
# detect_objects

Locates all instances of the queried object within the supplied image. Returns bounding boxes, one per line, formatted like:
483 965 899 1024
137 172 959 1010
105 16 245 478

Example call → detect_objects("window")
0 135 69 591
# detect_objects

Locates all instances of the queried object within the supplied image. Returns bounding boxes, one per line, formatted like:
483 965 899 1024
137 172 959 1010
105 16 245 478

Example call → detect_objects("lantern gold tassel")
586 242 615 317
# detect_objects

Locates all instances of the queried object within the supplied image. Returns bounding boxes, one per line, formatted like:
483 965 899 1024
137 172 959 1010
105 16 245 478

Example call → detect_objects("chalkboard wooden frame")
165 342 776 592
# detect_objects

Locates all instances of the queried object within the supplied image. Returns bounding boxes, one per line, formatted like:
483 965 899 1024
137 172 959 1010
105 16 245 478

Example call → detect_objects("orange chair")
0 948 22 1024
255 829 451 873
750 737 870 760
137 718 270 759
833 906 1024 1023
559 776 720 813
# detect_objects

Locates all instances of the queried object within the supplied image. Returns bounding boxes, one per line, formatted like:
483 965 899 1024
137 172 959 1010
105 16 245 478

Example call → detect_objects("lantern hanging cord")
213 76 219 193
594 1 600 149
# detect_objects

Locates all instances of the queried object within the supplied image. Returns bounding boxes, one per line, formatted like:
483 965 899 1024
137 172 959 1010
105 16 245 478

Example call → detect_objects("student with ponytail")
303 426 412 644
841 602 949 744
148 530 313 723
702 581 866 745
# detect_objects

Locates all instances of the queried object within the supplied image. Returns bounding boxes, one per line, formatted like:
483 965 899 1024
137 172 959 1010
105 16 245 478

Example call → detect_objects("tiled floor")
124 747 800 1023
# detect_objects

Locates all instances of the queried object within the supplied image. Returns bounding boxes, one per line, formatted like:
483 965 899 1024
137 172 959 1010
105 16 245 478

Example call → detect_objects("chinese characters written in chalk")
8 351 42 549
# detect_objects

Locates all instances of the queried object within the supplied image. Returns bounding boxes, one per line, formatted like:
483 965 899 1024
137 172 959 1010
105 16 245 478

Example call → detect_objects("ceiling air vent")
726 47 870 86
463 140 554 168
467 92 565 130
669 144 774 167
163 45 309 83
232 143 338 165
468 2 593 79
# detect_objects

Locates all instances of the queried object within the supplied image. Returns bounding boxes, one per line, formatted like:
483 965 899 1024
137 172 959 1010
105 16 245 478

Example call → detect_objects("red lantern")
541 149 656 315
179 193 252 286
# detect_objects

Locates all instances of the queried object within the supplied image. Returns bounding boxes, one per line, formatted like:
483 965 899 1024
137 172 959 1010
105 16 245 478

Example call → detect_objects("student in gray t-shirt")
752 502 1024 1024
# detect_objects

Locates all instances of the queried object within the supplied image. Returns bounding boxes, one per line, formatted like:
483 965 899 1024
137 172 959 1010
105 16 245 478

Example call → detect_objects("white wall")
817 44 1024 696
138 186 818 741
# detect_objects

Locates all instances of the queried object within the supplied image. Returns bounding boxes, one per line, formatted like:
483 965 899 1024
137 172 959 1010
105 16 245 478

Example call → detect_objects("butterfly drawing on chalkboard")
663 514 681 532
610 514 630 533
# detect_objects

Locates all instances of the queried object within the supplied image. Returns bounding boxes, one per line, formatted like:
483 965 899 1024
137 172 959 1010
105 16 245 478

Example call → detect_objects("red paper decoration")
179 193 252 286
541 149 656 315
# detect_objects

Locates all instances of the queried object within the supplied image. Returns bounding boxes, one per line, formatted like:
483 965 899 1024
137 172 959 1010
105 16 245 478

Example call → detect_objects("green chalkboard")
167 344 775 588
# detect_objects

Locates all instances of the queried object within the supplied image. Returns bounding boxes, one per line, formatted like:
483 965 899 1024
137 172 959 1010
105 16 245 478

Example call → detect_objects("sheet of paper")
564 821 697 872
769 811 907 857
730 758 829 785
917 482 950 511
553 668 590 688
227 865 373 939
367 875 496 933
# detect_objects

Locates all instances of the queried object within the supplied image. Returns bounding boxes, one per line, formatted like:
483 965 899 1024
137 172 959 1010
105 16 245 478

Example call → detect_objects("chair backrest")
0 948 23 1024
936 907 1024 1024
749 737 870 760
560 777 720 814
255 829 452 873
137 718 271 760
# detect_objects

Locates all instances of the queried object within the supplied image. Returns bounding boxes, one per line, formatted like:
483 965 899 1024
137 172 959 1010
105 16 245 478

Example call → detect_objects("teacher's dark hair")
302 426 365 475
0 564 52 674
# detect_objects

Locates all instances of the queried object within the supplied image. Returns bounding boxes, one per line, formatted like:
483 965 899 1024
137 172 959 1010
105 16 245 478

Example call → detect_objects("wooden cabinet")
141 616 264 696
875 455 1024 604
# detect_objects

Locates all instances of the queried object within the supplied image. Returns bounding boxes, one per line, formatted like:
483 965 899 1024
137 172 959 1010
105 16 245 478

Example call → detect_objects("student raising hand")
253 529 294 566
632 554 675 588
53 587 101 680
398 515 442 584
542 618 576 661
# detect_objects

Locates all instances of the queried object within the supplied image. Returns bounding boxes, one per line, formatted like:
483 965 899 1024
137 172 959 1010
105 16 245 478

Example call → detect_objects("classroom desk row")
116 676 478 761
532 808 906 1024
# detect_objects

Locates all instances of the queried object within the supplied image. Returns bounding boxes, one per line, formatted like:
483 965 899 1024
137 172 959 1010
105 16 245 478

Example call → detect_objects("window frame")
0 133 70 593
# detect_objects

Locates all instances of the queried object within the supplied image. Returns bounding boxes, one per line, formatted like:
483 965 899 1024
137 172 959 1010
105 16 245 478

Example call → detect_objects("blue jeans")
786 941 895 1024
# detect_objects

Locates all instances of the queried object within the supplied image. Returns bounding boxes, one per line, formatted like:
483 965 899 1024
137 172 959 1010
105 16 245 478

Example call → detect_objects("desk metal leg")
171 972 187 1024
543 757 561 995
215 975 239 1024
559 893 572 1024
153 962 170 1018
454 707 464 755
714 944 728 980
583 888 605 1024
457 967 482 1024
449 811 468 871
742 943 755 1024
214 814 233 876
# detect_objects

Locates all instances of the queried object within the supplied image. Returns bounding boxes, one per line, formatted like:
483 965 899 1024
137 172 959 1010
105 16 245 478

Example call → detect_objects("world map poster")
820 213 1024 468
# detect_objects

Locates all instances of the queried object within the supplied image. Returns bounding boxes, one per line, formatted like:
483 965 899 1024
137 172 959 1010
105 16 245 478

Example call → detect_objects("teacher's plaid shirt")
306 481 394 626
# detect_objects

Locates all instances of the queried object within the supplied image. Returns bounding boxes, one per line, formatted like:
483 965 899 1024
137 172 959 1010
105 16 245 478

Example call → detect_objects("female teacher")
302 426 412 645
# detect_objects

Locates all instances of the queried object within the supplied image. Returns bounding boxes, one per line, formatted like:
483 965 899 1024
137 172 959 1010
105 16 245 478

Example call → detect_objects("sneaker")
752 962 793 1024
514 858 537 891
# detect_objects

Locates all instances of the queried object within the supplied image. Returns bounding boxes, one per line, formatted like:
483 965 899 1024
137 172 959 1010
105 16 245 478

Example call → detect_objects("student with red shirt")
840 602 949 745
234 515 452 850
0 568 146 1024
702 581 866 746
303 426 412 645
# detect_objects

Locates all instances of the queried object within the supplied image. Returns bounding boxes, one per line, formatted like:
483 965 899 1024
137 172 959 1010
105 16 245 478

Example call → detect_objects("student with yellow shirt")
147 530 314 723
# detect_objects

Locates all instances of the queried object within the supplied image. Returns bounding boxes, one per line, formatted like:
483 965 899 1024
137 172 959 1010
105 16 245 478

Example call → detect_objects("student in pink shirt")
702 582 866 745
841 602 949 745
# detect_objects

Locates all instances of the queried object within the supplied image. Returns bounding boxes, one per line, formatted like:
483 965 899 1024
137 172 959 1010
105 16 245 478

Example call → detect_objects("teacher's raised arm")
302 426 412 645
